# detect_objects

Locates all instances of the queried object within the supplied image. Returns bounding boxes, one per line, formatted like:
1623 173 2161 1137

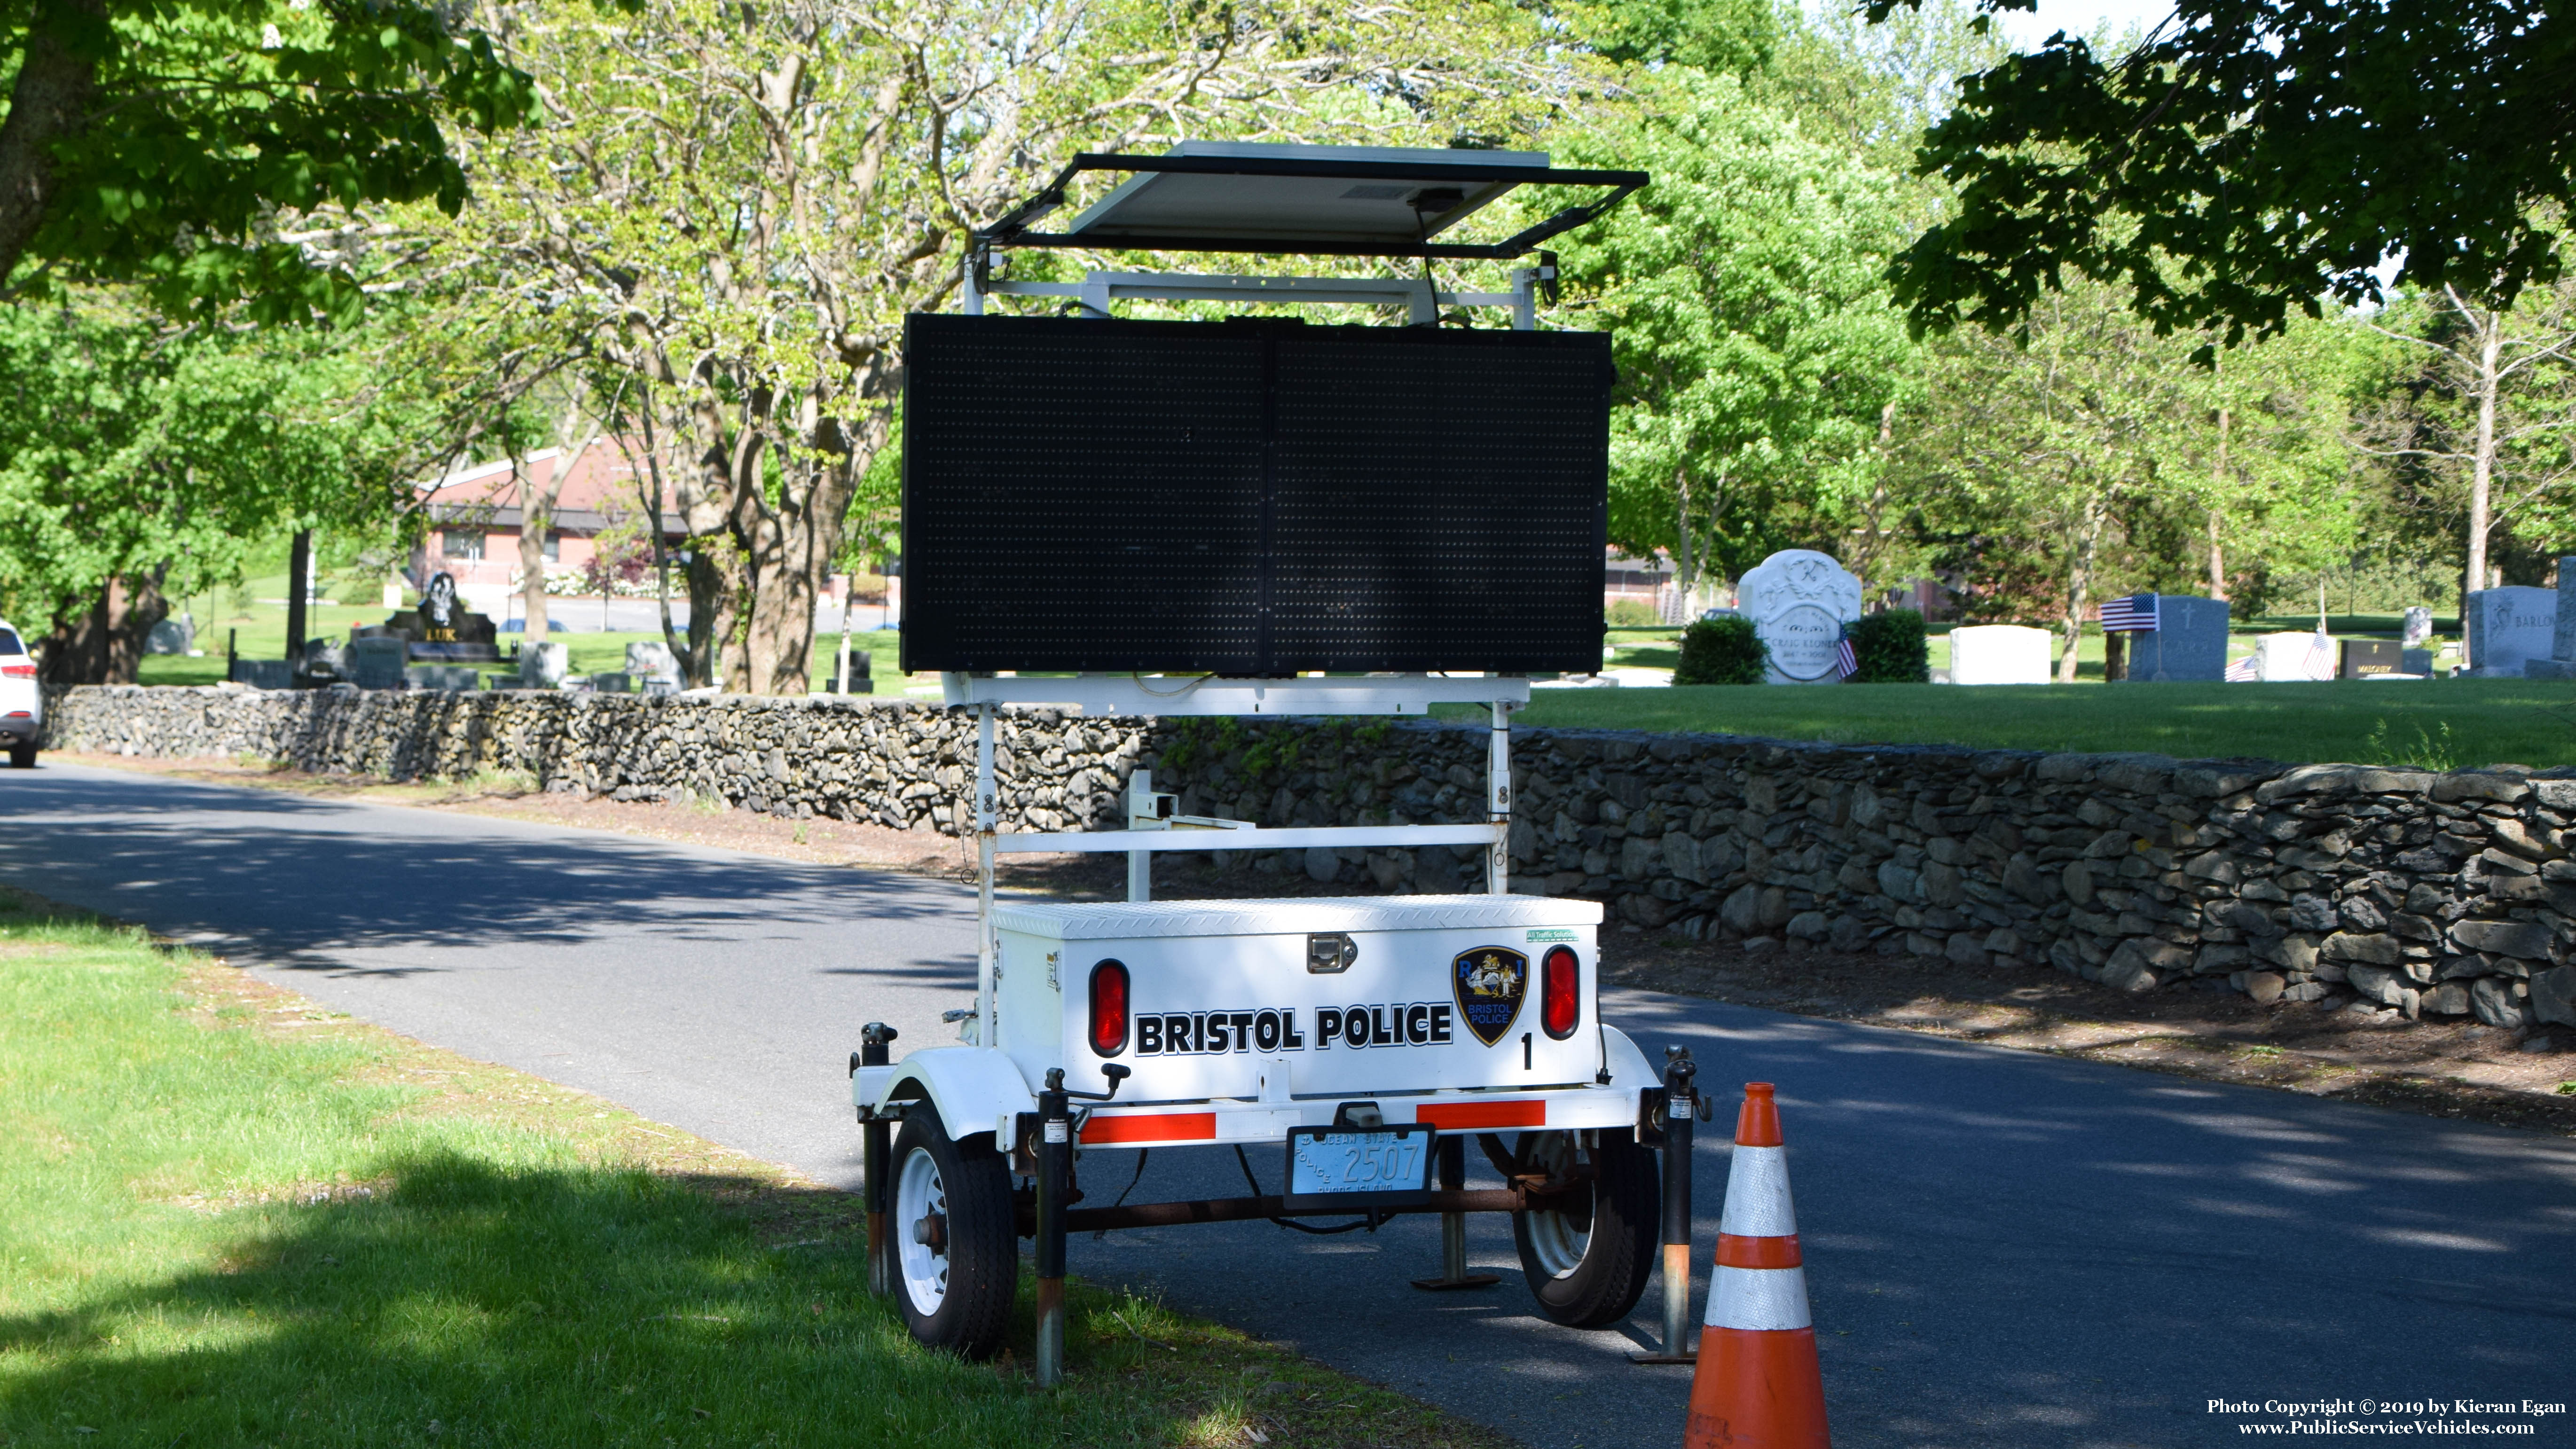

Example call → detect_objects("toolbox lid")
993 894 1602 941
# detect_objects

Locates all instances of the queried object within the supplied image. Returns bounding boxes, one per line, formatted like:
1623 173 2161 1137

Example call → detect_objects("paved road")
7 761 2572 1448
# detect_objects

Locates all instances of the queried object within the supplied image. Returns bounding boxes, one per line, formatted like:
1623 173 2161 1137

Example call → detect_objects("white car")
0 620 39 767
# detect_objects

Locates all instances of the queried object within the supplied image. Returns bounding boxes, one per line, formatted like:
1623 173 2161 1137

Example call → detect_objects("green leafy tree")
437 0 1579 694
1870 0 2576 344
1551 71 1916 605
0 0 536 319
2356 275 2576 632
0 290 416 679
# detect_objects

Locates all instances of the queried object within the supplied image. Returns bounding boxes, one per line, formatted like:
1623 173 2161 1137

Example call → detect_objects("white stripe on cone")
1718 1145 1797 1237
1708 1265 1813 1331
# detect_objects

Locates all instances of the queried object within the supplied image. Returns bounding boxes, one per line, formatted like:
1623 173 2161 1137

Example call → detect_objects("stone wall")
41 685 2576 1035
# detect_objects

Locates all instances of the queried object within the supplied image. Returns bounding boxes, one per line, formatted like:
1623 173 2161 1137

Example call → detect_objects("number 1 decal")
1521 1032 1531 1069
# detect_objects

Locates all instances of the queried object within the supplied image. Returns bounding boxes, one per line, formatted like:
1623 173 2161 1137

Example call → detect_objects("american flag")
2098 592 2159 633
2304 626 2335 681
2225 654 2259 682
1835 636 1859 679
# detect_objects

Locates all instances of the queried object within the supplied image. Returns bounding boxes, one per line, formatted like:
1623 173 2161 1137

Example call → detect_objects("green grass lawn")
0 897 1503 1448
1452 677 2576 768
141 611 924 694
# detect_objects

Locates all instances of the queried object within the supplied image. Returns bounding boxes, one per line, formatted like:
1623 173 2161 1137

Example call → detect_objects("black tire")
1509 1129 1658 1328
8 743 33 769
887 1107 1017 1359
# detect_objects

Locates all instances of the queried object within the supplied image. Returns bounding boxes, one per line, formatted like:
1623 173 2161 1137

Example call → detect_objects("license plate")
1283 1126 1434 1210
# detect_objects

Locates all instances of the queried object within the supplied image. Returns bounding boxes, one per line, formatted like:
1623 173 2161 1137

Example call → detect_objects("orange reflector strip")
1735 1082 1783 1147
1714 1233 1803 1269
1415 1099 1547 1130
1079 1112 1215 1144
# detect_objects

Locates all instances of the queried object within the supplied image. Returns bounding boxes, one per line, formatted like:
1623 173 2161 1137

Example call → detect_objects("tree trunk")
518 457 560 641
37 569 165 684
2461 311 2503 665
2058 491 2108 683
0 0 105 284
107 569 166 683
1671 466 1694 613
285 529 313 661
2206 405 2230 600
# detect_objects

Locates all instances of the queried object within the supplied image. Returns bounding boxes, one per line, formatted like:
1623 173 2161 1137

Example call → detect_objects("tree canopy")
0 0 534 319
1874 0 2576 343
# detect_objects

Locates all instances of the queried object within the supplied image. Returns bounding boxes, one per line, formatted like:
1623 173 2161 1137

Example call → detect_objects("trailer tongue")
848 141 1701 1380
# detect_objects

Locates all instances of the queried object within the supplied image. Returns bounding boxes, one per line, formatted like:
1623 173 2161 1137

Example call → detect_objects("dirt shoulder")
63 752 2576 1138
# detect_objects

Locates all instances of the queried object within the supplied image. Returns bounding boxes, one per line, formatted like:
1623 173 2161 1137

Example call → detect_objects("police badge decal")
1450 947 1528 1047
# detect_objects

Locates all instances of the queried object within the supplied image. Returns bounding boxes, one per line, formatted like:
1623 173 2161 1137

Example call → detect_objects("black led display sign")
900 314 1610 675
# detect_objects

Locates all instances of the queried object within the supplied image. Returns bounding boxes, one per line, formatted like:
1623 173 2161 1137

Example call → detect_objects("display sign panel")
901 314 1610 675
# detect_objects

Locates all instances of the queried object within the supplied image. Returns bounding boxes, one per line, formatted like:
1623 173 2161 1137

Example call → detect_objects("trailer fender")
869 1048 1038 1151
1598 1024 1657 1093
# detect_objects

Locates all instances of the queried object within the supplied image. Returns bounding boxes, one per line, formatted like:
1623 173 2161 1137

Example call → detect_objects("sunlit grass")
1446 677 2576 769
0 894 1508 1448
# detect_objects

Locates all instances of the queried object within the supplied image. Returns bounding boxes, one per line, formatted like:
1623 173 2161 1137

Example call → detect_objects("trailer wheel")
889 1108 1016 1359
1509 1129 1657 1328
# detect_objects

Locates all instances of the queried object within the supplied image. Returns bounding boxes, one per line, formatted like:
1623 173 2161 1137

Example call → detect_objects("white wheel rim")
1523 1133 1590 1279
895 1145 950 1316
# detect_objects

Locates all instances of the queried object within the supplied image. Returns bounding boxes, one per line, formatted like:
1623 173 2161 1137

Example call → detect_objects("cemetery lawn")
1469 678 2576 770
139 623 921 695
0 892 1508 1449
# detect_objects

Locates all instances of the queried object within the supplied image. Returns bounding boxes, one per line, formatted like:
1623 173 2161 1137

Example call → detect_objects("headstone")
591 671 633 694
2119 596 2230 682
230 658 294 689
520 641 570 689
2340 639 2403 679
1947 625 2052 685
346 636 408 690
1736 549 1862 685
625 641 678 678
2529 558 2576 679
403 664 482 691
2467 585 2554 674
2402 647 2437 677
384 569 500 661
144 614 194 656
2255 632 2331 682
2402 606 2433 648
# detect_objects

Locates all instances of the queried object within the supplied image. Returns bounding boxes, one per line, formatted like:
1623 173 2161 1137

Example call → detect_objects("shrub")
1605 598 1659 628
1675 615 1764 685
1846 609 1929 683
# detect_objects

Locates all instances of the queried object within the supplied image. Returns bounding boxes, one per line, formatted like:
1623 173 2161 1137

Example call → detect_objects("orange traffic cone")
1682 1083 1830 1449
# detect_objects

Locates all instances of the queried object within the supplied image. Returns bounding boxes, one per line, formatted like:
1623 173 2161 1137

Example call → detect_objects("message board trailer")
847 143 1702 1381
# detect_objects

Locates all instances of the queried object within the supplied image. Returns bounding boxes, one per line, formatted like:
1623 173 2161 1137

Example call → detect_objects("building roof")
421 437 687 535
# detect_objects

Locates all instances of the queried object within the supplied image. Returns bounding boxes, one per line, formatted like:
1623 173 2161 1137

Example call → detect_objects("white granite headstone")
2466 586 2555 674
144 613 195 656
1737 549 1863 685
520 640 571 688
1948 625 2053 685
2402 606 2433 649
2255 631 2333 682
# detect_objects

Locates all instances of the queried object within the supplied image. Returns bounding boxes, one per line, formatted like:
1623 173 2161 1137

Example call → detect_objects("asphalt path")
6 760 2572 1448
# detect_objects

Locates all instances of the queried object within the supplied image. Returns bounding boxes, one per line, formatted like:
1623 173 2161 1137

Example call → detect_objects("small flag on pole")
1834 636 1859 680
2098 593 2159 633
2225 654 2259 682
2304 625 2335 681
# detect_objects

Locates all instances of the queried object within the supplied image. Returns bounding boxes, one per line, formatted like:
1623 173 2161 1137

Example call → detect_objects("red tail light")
1540 946 1579 1040
0 664 32 679
1088 959 1130 1057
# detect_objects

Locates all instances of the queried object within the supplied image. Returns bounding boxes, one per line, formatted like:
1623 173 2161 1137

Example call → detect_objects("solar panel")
900 314 1610 675
1061 142 1548 249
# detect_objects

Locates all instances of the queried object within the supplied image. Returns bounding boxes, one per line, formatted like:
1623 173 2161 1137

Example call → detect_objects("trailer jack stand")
1411 1135 1500 1292
856 1023 897 1298
1630 1046 1704 1365
1036 1068 1073 1386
